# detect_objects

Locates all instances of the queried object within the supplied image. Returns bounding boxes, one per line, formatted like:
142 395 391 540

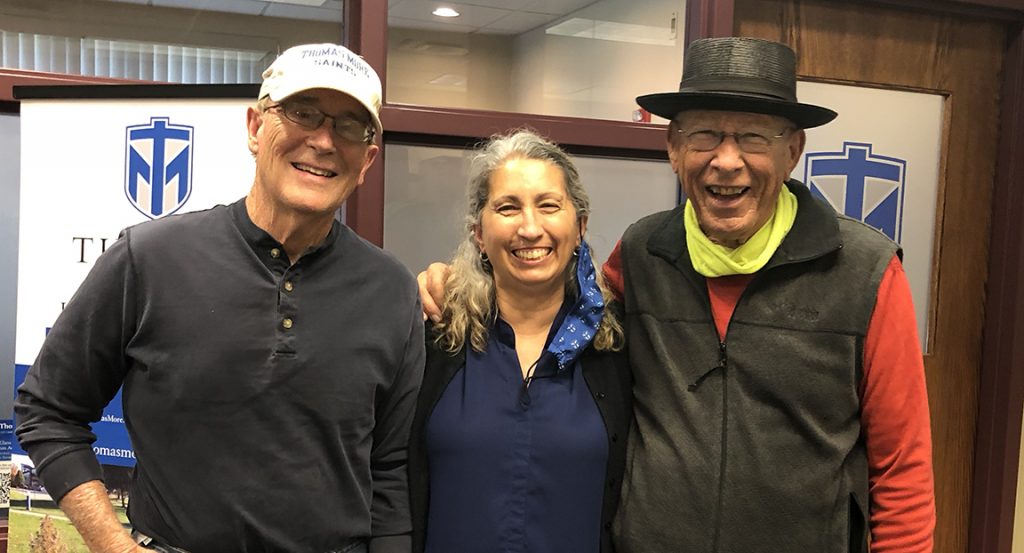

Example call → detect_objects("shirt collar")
489 241 605 372
491 299 572 354
229 198 340 262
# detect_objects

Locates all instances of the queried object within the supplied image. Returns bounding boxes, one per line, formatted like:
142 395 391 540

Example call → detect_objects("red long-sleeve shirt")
603 242 935 552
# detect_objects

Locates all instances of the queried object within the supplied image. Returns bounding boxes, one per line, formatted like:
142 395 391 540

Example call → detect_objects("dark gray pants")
131 530 368 553
131 530 190 553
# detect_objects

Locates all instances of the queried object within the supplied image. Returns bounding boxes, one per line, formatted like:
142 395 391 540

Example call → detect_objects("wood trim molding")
686 0 736 42
0 69 138 102
344 0 387 86
381 105 668 152
950 0 1024 10
344 0 389 245
865 0 1024 21
969 22 1024 553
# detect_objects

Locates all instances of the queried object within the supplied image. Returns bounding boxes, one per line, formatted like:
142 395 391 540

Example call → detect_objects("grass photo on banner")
9 455 132 553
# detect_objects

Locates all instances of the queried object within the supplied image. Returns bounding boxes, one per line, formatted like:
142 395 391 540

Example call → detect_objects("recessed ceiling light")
432 7 460 18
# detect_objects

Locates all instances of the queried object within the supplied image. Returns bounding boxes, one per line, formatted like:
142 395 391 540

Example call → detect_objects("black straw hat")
637 37 837 129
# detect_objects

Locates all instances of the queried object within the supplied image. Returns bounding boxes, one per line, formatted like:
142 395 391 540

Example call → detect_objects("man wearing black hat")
418 37 934 552
602 37 935 552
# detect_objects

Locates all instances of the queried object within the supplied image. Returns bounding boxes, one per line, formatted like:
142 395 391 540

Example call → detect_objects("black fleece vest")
613 181 898 553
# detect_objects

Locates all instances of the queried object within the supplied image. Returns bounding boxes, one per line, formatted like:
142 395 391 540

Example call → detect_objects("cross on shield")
803 142 907 242
124 117 194 219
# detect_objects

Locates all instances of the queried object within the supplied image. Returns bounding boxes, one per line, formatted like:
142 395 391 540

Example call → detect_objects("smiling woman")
407 129 632 553
475 157 583 305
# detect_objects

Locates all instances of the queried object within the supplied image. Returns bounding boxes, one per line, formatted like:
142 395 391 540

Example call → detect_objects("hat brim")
636 91 837 129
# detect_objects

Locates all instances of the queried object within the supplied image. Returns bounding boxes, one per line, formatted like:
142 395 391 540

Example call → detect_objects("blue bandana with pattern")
547 240 605 370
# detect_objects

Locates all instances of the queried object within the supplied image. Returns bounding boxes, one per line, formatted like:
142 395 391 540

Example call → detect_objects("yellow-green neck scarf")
684 185 798 277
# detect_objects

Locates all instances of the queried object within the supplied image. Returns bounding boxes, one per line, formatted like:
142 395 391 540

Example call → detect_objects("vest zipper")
711 340 728 553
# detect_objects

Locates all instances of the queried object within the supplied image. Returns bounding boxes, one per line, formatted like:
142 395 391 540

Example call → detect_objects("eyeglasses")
677 128 792 154
266 101 375 144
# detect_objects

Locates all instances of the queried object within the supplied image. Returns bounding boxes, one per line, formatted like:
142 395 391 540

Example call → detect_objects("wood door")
733 1 1006 551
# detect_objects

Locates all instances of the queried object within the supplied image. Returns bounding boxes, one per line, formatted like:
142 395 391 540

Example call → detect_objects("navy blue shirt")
424 308 608 553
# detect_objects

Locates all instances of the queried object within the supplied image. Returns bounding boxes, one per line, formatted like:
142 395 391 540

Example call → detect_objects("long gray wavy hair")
434 129 623 353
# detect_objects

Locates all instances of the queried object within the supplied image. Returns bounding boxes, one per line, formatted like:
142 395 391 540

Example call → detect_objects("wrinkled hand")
417 262 451 322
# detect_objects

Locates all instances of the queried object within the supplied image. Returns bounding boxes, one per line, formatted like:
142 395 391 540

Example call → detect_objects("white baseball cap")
259 43 383 139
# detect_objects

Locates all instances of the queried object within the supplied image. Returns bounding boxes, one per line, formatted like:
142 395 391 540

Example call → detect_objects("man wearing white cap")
15 43 424 553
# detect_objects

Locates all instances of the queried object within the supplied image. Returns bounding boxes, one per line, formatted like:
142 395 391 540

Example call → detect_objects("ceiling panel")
433 0 535 10
97 0 611 30
522 0 596 16
480 11 557 34
151 0 265 15
263 3 343 21
100 0 345 21
388 15 478 34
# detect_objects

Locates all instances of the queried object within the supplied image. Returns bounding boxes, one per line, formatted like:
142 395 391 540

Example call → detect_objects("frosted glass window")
383 142 678 273
0 0 345 83
387 0 686 122
0 32 271 84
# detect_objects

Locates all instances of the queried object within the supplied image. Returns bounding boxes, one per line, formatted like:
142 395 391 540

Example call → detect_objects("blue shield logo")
803 142 907 242
125 117 194 219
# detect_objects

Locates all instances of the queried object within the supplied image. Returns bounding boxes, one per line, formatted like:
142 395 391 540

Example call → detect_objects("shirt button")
283 281 294 292
596 392 606 399
270 248 281 258
282 317 293 329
